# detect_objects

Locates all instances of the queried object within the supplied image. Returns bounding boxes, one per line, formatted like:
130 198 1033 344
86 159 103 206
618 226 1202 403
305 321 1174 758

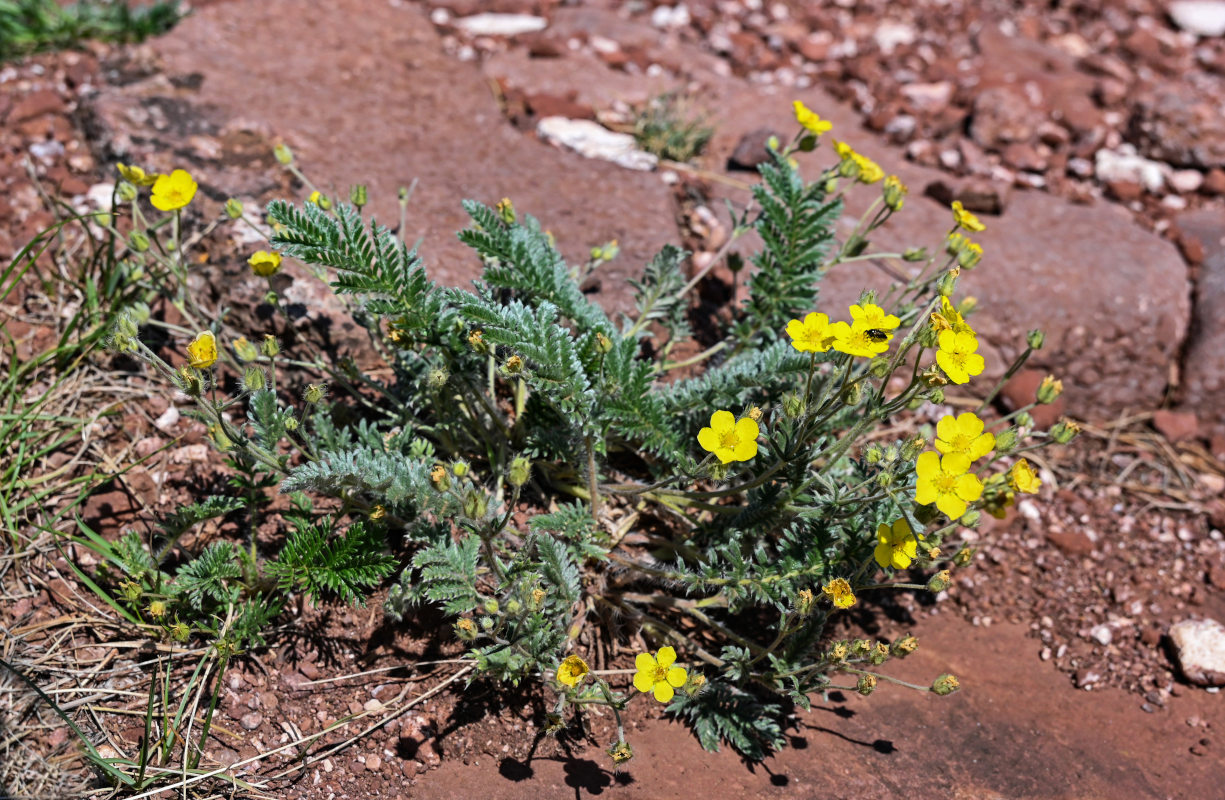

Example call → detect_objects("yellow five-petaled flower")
822 578 857 609
935 412 995 462
186 330 218 369
792 100 832 136
697 410 759 464
935 329 985 385
1009 458 1042 494
556 654 590 688
117 162 158 186
633 646 687 703
151 169 198 212
786 312 836 353
874 518 925 569
249 250 283 277
914 452 983 520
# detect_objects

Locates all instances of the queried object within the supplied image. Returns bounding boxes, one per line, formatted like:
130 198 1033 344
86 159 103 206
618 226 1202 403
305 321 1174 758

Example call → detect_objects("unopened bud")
783 392 805 419
927 387 946 405
480 615 494 631
876 472 894 488
953 547 975 566
870 642 890 665
508 455 531 487
224 198 244 219
233 336 258 362
795 588 816 617
428 367 449 389
797 133 816 151
304 383 327 404
937 270 958 297
128 230 150 252
945 232 967 256
869 356 892 378
483 598 500 614
261 334 279 358
931 673 960 696
927 569 951 593
1050 417 1081 444
595 331 613 353
1036 375 1063 404
993 429 1017 453
285 417 299 431
957 241 983 269
117 181 139 203
350 184 368 209
242 367 266 392
495 197 516 225
274 143 294 165
902 246 927 262
840 380 862 406
882 175 907 211
856 673 877 696
959 509 981 527
1026 329 1045 350
504 598 522 615
865 444 883 464
823 177 839 194
1016 411 1033 429
451 460 470 478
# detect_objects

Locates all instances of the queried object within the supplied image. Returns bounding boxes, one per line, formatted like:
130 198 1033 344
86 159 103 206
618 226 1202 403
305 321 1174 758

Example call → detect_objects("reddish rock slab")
1172 209 1225 435
85 0 681 320
702 84 1191 421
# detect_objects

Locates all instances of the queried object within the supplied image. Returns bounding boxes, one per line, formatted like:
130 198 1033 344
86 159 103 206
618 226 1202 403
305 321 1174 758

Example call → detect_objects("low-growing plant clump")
57 100 1077 784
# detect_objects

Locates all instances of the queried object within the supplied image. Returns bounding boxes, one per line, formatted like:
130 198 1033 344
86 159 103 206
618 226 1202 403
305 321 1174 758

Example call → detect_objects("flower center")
946 351 967 368
652 664 668 683
950 433 972 453
933 474 958 494
719 430 739 449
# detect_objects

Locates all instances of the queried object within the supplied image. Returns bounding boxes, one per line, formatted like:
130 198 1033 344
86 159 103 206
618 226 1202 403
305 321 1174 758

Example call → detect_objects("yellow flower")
556 654 590 687
822 578 856 609
370 504 386 520
633 646 687 703
915 451 984 519
186 331 218 369
930 296 975 337
951 200 985 232
935 329 985 384
309 190 322 204
785 312 837 352
874 517 925 569
792 100 832 135
834 139 855 160
828 320 890 357
150 169 198 212
1009 458 1041 494
697 410 759 464
146 600 167 619
935 412 995 461
849 302 900 332
852 152 884 184
117 162 158 186
248 250 283 277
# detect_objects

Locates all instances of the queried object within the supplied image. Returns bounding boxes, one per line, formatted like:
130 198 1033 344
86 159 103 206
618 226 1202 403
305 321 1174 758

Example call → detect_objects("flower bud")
797 133 816 151
953 547 975 566
242 367 266 392
463 490 487 520
224 198 244 219
957 241 983 269
945 232 967 256
840 380 862 405
120 580 143 603
684 672 707 696
856 673 877 696
937 270 958 298
1036 375 1063 405
350 184 368 209
483 598 500 614
865 444 883 464
870 642 890 665
209 423 234 452
117 181 139 203
927 387 946 405
508 455 531 487
1016 411 1033 429
1050 417 1081 444
274 143 294 165
451 460 470 478
795 588 816 617
876 472 894 488
891 635 918 657
993 428 1017 453
261 334 280 358
902 246 927 262
427 367 449 389
882 175 907 211
783 392 805 419
1026 329 1045 350
128 230 150 252
504 598 522 615
884 444 900 463
479 615 494 632
901 436 926 461
285 417 299 431
927 569 951 593
959 509 981 527
304 383 327 404
823 177 839 194
869 356 892 378
430 464 450 491
595 331 613 353
233 336 258 362
931 673 960 696
503 355 524 375
170 622 191 642
370 505 386 520
178 365 203 397
958 296 977 315
851 638 872 656
495 197 516 225
467 329 488 354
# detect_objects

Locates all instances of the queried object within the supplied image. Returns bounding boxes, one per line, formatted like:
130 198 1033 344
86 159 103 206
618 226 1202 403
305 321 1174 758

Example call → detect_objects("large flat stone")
85 0 680 319
1174 208 1225 434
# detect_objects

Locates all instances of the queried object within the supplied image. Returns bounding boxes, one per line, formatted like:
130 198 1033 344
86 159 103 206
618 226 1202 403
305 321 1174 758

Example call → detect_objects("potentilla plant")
103 101 1076 765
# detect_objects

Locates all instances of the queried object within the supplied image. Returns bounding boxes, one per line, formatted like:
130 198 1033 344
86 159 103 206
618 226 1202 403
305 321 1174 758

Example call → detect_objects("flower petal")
655 646 677 668
653 680 675 703
941 453 972 477
697 427 720 453
958 412 984 436
915 451 940 480
936 494 967 520
633 669 655 694
666 667 688 687
914 479 937 506
968 432 995 461
735 417 760 442
935 415 958 448
891 548 913 570
937 329 957 352
955 472 984 502
710 410 735 432
635 652 657 673
874 541 893 568
732 439 758 462
965 353 986 377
